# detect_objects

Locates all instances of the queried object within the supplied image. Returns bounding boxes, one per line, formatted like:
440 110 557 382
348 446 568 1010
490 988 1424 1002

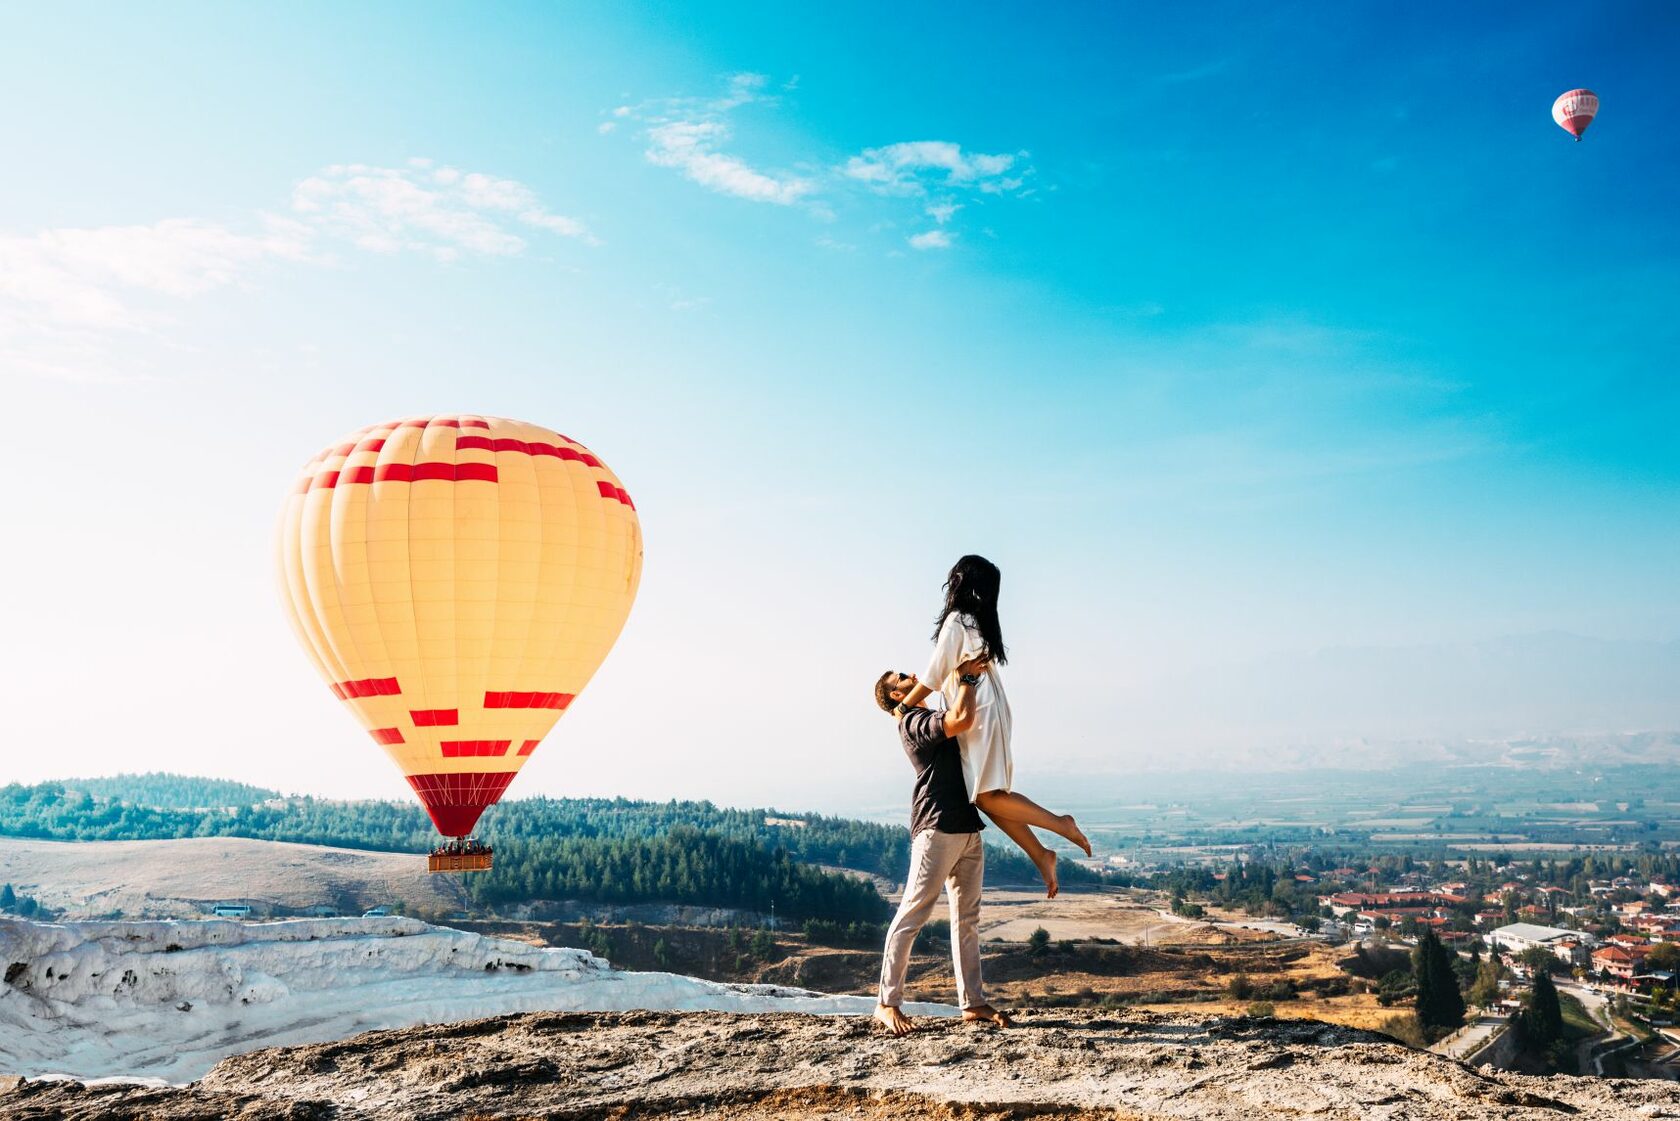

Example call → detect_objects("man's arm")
941 656 989 737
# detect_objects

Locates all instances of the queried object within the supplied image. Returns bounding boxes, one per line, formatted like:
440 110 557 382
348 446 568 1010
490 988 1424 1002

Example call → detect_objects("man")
870 657 1012 1035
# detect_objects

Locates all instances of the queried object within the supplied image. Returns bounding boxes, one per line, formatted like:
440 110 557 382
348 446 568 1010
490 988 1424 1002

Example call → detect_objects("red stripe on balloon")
440 740 512 758
595 481 634 507
454 435 600 464
410 708 459 726
368 462 499 484
334 677 400 698
369 727 405 745
483 691 572 709
517 739 540 756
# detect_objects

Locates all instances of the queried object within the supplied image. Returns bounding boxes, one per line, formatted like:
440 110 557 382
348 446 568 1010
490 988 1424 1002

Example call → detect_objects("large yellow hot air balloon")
276 415 642 868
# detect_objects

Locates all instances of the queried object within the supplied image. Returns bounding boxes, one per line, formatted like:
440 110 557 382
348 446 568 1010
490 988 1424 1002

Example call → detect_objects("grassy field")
1559 992 1603 1042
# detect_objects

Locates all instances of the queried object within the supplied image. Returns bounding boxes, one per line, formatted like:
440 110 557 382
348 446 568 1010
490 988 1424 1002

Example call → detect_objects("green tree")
1412 928 1466 1032
1028 927 1051 956
1647 942 1680 972
1515 946 1560 975
0 883 14 911
1520 970 1564 1052
1468 961 1503 1009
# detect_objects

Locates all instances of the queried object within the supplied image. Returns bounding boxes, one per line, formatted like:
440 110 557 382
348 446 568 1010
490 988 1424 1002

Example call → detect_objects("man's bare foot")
1032 847 1059 899
962 1004 1014 1028
1059 815 1092 857
873 1003 913 1036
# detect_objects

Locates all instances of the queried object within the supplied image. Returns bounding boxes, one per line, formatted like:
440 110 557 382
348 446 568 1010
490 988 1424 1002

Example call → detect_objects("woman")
896 554 1090 897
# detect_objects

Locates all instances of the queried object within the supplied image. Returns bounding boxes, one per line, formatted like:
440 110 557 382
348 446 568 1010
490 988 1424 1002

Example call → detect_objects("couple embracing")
871 555 1090 1036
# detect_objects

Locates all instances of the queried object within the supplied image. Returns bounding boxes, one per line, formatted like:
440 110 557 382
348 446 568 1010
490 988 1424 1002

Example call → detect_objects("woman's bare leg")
973 790 1091 856
983 812 1059 899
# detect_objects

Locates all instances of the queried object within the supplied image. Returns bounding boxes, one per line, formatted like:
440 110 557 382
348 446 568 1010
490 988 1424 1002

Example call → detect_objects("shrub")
1377 1011 1428 1048
1246 1001 1276 1018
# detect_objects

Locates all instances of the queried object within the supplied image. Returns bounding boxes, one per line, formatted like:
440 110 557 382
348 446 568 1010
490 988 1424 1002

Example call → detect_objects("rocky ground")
8 1008 1680 1120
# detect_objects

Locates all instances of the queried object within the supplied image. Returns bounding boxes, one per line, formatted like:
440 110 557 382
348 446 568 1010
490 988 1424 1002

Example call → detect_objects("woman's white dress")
924 613 1013 799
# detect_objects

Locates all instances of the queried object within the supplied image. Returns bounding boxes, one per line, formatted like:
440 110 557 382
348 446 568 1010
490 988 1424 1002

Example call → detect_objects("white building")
1487 922 1591 965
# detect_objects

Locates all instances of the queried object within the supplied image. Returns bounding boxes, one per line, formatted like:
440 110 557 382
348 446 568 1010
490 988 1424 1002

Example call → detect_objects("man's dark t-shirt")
899 707 984 836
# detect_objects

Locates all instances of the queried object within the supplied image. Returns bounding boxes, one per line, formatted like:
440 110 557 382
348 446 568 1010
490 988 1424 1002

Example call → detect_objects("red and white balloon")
1552 89 1598 142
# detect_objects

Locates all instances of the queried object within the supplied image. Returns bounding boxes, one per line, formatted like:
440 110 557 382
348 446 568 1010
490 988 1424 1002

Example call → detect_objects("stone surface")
7 1009 1680 1120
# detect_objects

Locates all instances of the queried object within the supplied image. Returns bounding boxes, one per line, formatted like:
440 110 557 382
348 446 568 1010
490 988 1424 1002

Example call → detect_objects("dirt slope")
8 1009 1680 1120
0 837 464 919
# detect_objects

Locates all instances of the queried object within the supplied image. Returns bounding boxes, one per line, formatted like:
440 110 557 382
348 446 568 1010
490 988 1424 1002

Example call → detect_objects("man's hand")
956 655 990 677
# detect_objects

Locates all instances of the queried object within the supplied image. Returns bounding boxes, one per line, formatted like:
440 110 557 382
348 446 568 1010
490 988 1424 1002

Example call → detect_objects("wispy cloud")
292 159 594 258
844 141 1028 195
926 199 961 225
619 73 814 207
609 76 1035 250
3 159 588 380
644 120 813 205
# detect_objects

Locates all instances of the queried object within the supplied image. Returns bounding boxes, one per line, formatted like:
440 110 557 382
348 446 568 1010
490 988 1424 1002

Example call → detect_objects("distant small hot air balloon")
277 415 643 871
1552 89 1598 141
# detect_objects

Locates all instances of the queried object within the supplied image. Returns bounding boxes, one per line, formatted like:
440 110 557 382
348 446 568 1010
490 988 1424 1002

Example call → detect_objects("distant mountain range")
1077 631 1680 772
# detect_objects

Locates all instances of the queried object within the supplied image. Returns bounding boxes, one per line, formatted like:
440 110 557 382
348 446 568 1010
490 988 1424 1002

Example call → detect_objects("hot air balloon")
1552 89 1598 141
277 415 642 871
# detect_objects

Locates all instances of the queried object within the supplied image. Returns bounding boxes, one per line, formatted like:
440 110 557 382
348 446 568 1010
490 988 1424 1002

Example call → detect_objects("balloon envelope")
277 415 642 837
1552 89 1598 140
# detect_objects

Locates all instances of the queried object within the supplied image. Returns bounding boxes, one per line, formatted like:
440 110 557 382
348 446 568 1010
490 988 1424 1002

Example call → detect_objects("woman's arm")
896 680 933 713
941 656 989 736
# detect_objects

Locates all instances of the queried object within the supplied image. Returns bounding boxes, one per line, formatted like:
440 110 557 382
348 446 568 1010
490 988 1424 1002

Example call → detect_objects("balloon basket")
428 847 493 873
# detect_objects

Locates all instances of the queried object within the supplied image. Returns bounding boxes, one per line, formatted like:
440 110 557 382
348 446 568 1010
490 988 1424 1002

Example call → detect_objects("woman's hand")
957 655 990 676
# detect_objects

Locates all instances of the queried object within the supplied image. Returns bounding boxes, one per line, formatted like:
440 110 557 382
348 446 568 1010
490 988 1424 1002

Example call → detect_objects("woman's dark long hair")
933 554 1007 665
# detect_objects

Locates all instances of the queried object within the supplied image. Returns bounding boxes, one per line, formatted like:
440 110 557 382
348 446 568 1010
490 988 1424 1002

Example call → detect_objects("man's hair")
873 671 903 714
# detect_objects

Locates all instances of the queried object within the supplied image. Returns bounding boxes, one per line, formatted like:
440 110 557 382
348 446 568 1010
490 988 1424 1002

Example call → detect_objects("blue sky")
3 2 1677 811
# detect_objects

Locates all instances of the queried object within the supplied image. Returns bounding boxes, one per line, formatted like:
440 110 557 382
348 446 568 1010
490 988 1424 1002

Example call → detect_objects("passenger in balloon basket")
881 554 1091 898
872 653 1012 1035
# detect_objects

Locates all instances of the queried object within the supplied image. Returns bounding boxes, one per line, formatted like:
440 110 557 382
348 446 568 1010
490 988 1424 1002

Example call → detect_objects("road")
1430 1013 1506 1061
1558 980 1637 1076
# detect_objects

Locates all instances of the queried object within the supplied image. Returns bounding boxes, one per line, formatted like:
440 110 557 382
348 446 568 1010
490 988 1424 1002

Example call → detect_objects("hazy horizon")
4 3 1676 813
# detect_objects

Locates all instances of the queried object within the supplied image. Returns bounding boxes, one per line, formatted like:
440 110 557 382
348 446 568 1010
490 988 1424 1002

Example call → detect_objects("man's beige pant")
879 829 985 1009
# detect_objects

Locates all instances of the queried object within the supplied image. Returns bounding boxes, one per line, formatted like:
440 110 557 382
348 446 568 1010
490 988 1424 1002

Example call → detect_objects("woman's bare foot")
962 1004 1014 1028
873 1003 913 1036
1060 815 1092 857
1032 847 1059 899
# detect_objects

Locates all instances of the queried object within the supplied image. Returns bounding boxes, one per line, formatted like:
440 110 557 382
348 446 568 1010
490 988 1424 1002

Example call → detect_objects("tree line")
0 778 1099 889
0 777 1103 921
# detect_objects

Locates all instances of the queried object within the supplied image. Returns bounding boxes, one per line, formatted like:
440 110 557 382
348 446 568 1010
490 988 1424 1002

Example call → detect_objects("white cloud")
908 230 953 250
926 199 961 225
714 72 769 111
844 141 1028 194
610 74 816 208
291 163 595 257
644 121 813 206
0 218 309 331
608 78 1035 246
3 159 591 380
